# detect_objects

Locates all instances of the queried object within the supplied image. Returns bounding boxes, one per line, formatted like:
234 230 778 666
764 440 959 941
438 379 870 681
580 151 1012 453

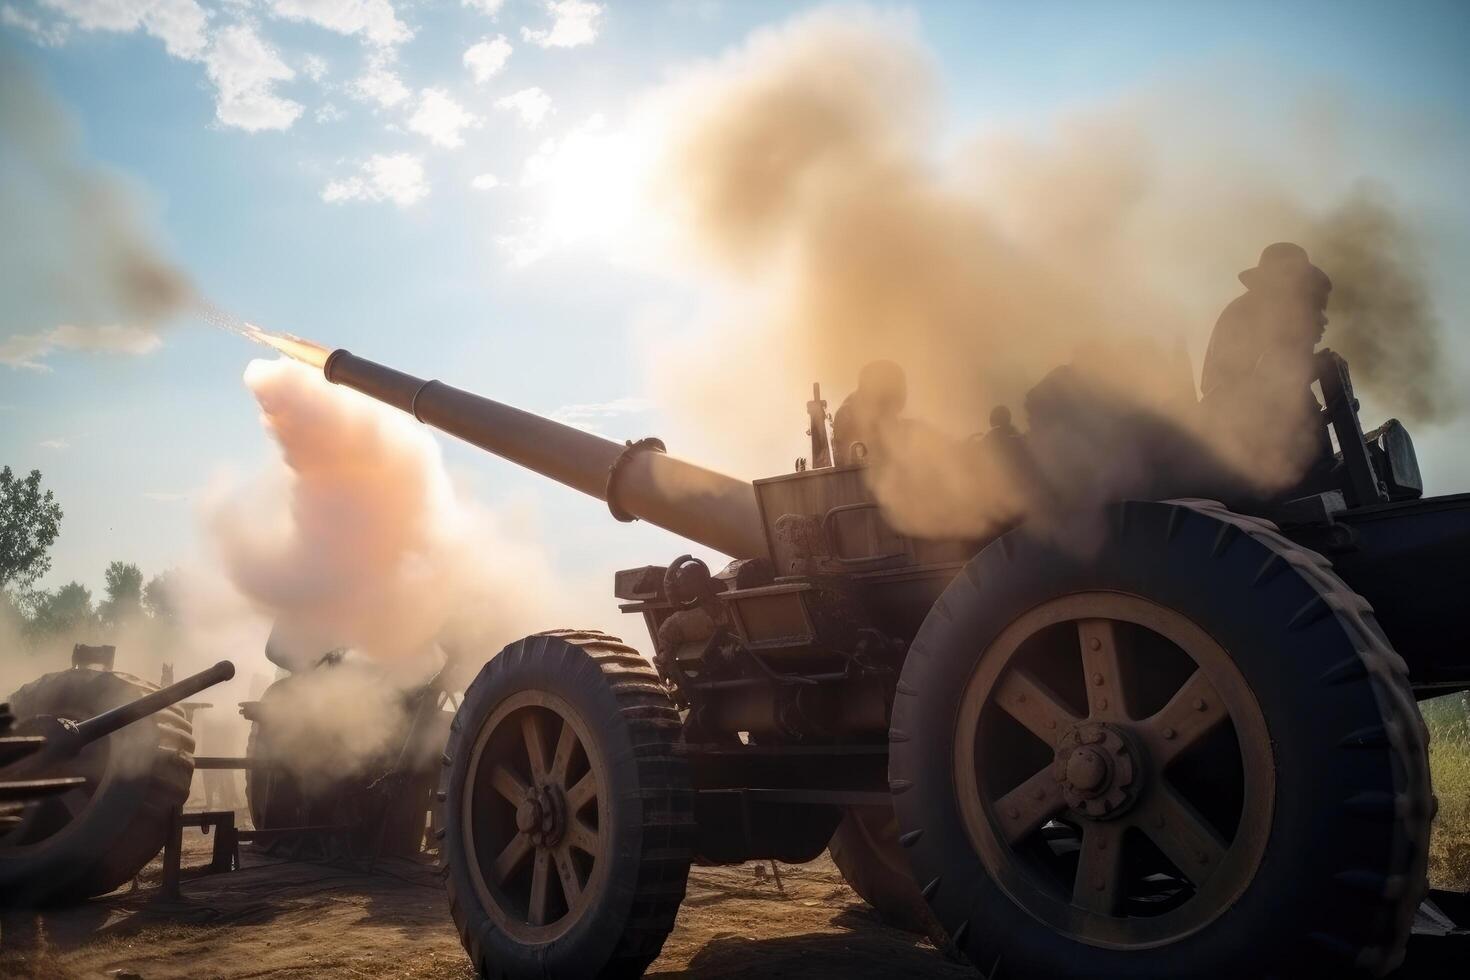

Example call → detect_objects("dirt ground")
1 823 1467 980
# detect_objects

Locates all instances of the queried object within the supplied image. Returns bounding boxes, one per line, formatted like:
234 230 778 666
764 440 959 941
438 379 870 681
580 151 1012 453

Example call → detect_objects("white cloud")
463 34 511 84
269 0 410 47
470 173 500 190
315 101 343 122
204 23 303 132
321 153 427 207
495 86 552 128
550 397 651 432
38 0 209 58
461 0 503 16
0 324 163 371
502 113 639 265
302 52 329 81
349 57 410 108
407 88 480 149
38 438 71 450
2 5 69 44
521 0 601 49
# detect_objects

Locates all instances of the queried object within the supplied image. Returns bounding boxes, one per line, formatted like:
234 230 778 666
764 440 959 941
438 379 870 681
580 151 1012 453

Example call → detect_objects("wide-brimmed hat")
1239 241 1332 295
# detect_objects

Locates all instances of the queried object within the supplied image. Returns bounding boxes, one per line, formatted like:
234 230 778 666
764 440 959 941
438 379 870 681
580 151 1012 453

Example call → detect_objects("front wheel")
890 500 1431 979
440 630 693 979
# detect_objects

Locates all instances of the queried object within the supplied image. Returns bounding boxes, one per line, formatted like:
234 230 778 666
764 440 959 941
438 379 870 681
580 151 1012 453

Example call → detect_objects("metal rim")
952 591 1274 950
461 690 609 943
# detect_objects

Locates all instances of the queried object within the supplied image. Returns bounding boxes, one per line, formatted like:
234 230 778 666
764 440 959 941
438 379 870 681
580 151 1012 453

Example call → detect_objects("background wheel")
828 804 950 948
0 667 194 905
246 672 441 857
890 500 1431 979
440 630 693 979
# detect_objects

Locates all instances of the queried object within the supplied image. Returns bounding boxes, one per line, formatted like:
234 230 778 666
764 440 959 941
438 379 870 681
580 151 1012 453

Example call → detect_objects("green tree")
28 581 98 640
99 561 144 628
0 466 64 594
142 570 181 623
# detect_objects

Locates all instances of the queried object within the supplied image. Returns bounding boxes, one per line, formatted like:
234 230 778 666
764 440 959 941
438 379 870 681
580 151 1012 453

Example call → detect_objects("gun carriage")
0 650 234 905
75 342 1443 980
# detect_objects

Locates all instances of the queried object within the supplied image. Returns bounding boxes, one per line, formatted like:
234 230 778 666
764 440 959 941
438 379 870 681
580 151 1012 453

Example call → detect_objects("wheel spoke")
1072 821 1126 915
565 771 597 812
993 765 1066 845
1141 669 1227 767
994 670 1080 748
553 844 582 906
550 718 578 785
493 832 533 883
1135 785 1226 888
528 848 551 926
565 817 599 857
1077 619 1128 721
490 764 528 804
522 713 549 783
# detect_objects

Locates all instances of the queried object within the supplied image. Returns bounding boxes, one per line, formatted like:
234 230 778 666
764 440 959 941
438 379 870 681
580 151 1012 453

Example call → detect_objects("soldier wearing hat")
1201 242 1332 396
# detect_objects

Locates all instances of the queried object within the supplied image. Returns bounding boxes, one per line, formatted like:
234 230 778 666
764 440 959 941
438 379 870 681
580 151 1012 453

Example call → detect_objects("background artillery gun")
0 648 234 905
237 644 455 861
309 345 1464 979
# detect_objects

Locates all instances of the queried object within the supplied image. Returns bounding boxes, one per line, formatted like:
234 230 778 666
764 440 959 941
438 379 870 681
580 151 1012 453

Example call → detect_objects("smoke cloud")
207 357 555 672
632 11 1458 539
0 53 190 371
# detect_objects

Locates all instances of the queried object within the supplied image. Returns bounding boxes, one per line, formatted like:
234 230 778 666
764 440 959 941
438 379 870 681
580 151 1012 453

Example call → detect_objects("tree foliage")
27 581 98 640
0 466 63 594
142 570 181 623
99 561 144 627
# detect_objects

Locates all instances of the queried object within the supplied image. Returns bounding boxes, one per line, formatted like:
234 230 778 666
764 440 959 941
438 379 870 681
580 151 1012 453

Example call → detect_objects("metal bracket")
606 437 666 522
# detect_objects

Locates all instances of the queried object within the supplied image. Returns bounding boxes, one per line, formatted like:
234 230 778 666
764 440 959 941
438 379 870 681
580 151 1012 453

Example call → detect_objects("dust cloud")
0 54 191 371
208 358 555 669
634 10 1458 540
200 357 556 777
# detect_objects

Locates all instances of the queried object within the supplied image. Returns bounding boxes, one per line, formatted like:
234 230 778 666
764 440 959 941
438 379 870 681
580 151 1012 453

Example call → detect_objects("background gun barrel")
71 660 235 748
322 350 770 560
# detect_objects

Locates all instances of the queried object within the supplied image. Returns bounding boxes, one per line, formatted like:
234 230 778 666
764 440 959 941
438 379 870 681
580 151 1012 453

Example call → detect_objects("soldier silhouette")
1201 242 1331 397
832 360 907 465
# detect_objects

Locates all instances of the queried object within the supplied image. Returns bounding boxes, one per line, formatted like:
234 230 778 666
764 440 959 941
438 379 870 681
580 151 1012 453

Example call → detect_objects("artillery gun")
241 640 454 860
0 647 234 905
321 346 1464 979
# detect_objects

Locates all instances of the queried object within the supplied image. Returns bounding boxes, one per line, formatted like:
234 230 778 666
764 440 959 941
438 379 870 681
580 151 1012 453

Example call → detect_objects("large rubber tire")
890 499 1431 979
829 804 949 946
440 630 694 979
0 667 194 905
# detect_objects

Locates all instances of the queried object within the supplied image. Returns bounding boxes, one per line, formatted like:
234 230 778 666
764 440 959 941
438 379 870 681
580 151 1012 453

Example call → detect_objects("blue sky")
2 0 1468 603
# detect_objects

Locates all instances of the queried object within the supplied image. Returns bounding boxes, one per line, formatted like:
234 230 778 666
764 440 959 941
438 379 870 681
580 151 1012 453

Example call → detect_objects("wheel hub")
519 783 567 847
1053 722 1139 819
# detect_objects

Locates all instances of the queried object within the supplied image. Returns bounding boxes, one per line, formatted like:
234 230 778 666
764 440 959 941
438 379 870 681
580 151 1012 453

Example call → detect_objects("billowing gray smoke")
1305 185 1456 424
633 10 1459 539
0 53 190 371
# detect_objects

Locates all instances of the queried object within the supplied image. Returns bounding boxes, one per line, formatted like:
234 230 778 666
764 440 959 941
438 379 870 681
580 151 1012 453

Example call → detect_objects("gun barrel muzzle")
71 660 235 748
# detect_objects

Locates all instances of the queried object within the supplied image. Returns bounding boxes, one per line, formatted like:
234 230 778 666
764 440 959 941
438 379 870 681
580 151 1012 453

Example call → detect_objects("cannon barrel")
71 660 235 749
322 349 770 560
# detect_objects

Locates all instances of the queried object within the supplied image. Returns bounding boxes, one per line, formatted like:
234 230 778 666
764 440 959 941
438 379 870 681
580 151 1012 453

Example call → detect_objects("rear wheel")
441 630 693 979
891 500 1431 979
0 668 194 905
